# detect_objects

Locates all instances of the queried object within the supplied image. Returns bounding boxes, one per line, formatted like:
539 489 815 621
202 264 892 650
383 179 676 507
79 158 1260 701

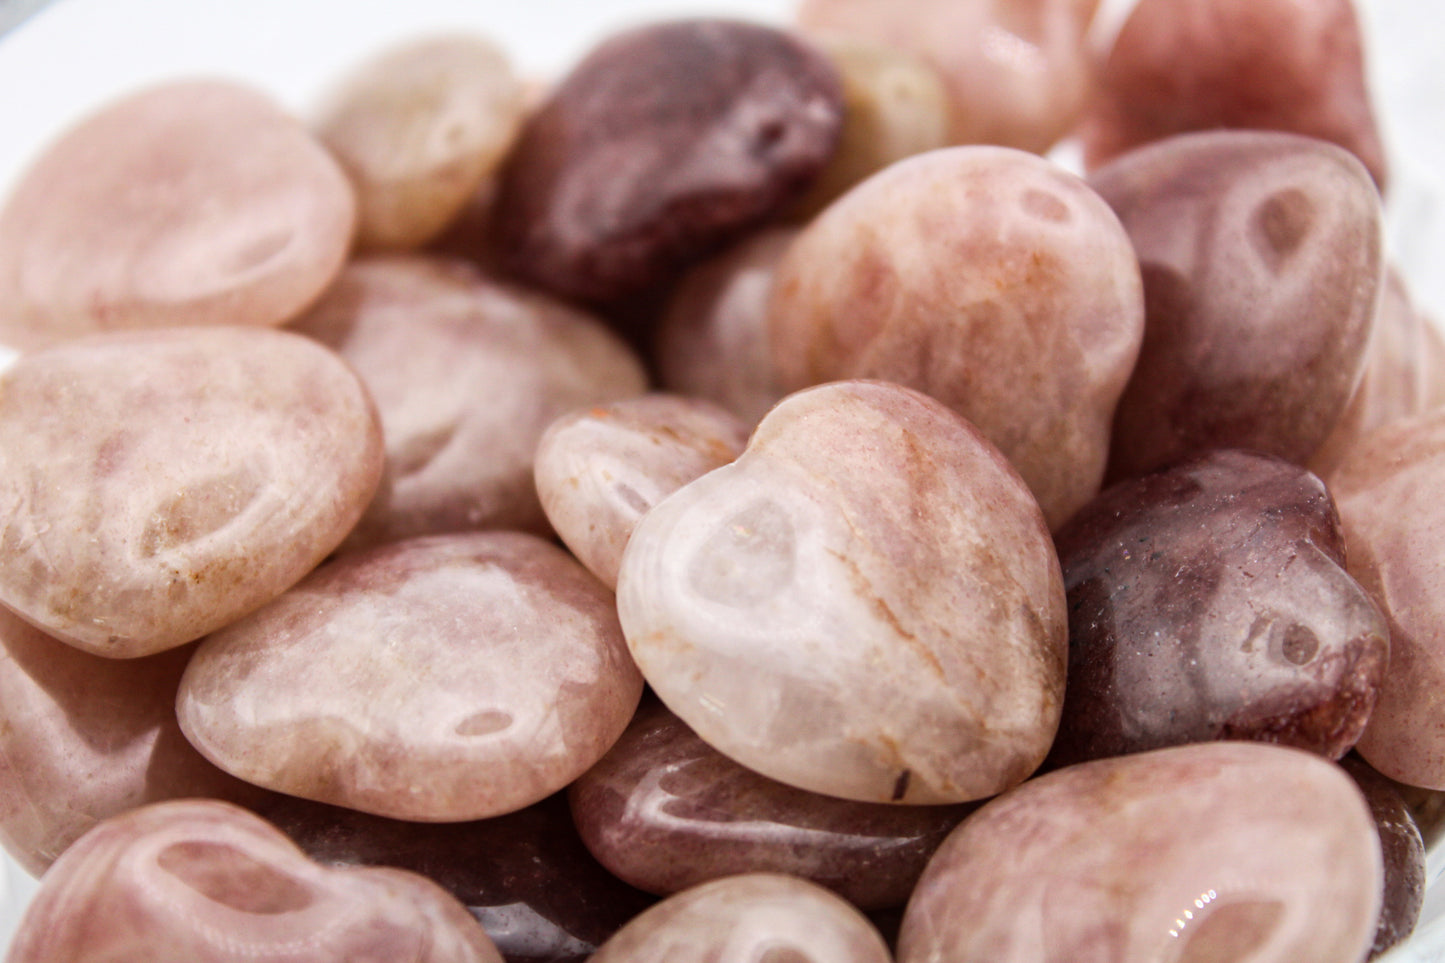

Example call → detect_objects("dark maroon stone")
1340 756 1426 958
490 18 843 303
1048 449 1387 768
256 792 656 963
568 699 973 910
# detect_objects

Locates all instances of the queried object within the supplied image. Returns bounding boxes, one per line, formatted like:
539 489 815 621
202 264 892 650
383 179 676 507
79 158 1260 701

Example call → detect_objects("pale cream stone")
0 326 384 658
617 381 1067 805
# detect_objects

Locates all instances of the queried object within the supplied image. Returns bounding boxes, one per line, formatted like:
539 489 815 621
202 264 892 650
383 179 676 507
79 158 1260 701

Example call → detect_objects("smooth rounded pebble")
291 255 647 547
1340 756 1426 958
0 80 355 350
491 18 844 302
1092 130 1382 481
589 873 892 963
6 799 503 963
769 146 1144 528
535 394 749 589
617 380 1067 804
316 34 525 250
0 326 383 657
178 532 644 821
897 742 1382 963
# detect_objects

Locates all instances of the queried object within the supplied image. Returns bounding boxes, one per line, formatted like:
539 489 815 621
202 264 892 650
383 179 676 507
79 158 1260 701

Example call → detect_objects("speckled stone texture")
6 799 503 963
768 146 1144 527
0 326 383 657
1049 450 1387 767
0 80 355 350
1340 756 1425 958
617 380 1066 804
178 532 643 821
569 699 972 909
491 19 844 302
897 742 1382 963
1090 130 1382 481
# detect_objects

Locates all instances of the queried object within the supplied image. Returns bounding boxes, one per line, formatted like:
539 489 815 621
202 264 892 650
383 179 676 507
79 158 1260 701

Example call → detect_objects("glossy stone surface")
0 607 269 876
316 34 524 251
534 395 749 589
256 792 656 963
291 255 647 547
1049 450 1387 767
788 37 950 219
570 700 972 909
0 80 354 350
768 146 1144 527
491 19 844 302
796 0 1099 152
1331 410 1445 789
1091 130 1382 481
897 742 1382 963
7 799 502 963
178 532 643 821
1340 756 1425 958
1082 0 1387 190
617 381 1067 804
590 873 892 963
0 326 383 658
656 227 796 428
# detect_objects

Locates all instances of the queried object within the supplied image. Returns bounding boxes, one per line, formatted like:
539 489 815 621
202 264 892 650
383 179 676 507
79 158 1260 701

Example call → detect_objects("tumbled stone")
291 255 647 547
788 37 950 219
1340 756 1425 958
491 19 844 302
1091 130 1382 480
1310 270 1445 480
897 742 1382 963
570 699 972 909
316 34 525 250
0 80 355 350
656 227 796 428
768 146 1144 527
0 607 269 876
1049 450 1387 767
0 326 383 658
178 532 643 821
534 395 749 590
590 873 892 963
1330 410 1445 789
1082 0 1388 190
257 792 657 963
7 799 502 963
796 0 1100 152
617 381 1067 804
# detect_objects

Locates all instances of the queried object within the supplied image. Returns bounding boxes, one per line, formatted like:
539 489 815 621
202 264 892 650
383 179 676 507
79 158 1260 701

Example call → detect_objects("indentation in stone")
228 229 294 274
1281 624 1321 665
688 500 795 607
758 947 812 963
1251 188 1313 272
1022 188 1070 224
138 466 264 557
156 840 315 915
1174 898 1283 962
455 709 515 737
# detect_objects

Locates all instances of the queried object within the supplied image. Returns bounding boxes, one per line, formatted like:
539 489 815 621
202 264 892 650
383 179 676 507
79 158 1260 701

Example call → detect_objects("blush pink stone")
177 531 644 821
5 799 503 963
897 742 1382 963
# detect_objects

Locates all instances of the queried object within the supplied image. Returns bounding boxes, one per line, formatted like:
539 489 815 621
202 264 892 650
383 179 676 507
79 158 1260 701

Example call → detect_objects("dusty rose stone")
491 19 844 302
1340 756 1426 958
0 80 355 350
1082 0 1388 190
656 227 796 428
898 742 1382 963
7 799 502 963
0 607 269 876
316 34 525 251
291 255 647 547
617 381 1067 804
0 326 383 658
590 873 891 963
570 700 972 909
768 147 1144 527
796 0 1100 152
178 532 643 821
1331 411 1445 790
1049 450 1387 767
1091 130 1382 481
534 394 749 590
